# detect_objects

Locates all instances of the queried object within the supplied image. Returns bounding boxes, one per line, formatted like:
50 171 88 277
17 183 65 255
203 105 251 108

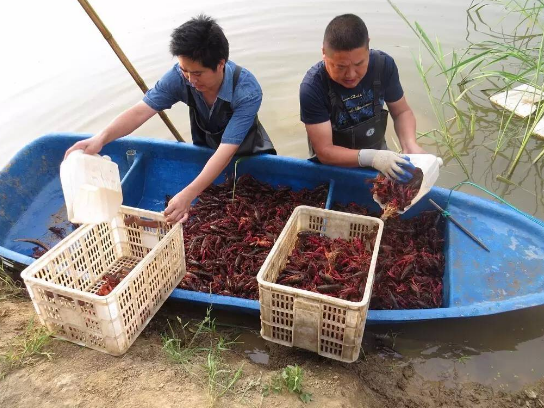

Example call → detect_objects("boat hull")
2 133 543 323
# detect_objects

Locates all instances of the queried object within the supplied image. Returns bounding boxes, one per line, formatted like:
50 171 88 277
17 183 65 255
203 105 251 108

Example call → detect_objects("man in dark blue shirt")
300 14 425 181
66 15 275 223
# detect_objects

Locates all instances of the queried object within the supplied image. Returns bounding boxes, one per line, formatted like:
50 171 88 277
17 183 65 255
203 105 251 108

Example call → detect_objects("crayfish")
179 175 328 300
275 231 374 302
96 267 133 296
333 202 445 310
371 167 424 219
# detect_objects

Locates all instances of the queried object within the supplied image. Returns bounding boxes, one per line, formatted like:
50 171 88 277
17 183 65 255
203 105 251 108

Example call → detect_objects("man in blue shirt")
66 15 275 223
300 14 425 181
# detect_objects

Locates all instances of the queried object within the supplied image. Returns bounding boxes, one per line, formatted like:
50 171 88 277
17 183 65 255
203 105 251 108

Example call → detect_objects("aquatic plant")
388 0 473 177
453 0 544 179
389 0 544 182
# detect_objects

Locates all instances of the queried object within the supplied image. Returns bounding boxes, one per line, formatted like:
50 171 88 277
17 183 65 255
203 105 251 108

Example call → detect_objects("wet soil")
1 298 544 408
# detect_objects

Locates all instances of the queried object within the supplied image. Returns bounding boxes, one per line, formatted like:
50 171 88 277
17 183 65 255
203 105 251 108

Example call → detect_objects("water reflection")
368 304 544 390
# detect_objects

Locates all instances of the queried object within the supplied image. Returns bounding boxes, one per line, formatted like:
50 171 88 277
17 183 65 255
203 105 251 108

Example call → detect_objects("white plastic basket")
20 205 186 355
257 206 384 363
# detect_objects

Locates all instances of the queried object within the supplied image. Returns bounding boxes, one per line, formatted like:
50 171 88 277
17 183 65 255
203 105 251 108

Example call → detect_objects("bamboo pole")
77 0 184 142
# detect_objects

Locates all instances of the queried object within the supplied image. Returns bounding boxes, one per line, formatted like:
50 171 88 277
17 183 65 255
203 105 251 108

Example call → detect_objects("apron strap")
325 69 356 127
186 78 197 109
232 64 242 94
372 50 385 117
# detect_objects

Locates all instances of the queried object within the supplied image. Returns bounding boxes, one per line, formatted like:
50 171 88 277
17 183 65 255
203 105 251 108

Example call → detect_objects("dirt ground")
1 298 544 408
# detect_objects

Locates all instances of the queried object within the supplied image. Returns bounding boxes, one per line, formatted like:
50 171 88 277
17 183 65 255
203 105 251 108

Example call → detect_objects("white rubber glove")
358 149 414 181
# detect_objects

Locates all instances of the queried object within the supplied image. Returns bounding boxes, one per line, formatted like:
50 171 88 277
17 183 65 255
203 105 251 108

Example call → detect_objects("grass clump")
161 307 244 407
263 364 313 403
0 319 53 379
0 263 26 301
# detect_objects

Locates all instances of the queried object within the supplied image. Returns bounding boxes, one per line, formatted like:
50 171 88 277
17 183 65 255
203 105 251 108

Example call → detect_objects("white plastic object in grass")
60 149 123 224
490 84 543 118
373 153 443 214
489 84 544 140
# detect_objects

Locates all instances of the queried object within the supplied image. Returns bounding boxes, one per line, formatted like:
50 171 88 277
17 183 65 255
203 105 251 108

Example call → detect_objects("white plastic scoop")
60 149 123 224
373 154 443 214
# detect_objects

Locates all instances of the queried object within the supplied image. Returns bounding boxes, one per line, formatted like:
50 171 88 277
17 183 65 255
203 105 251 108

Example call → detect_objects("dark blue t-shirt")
299 50 403 129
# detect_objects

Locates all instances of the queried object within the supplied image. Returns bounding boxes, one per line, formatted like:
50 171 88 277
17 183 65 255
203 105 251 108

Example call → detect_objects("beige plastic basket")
257 205 384 363
20 205 186 355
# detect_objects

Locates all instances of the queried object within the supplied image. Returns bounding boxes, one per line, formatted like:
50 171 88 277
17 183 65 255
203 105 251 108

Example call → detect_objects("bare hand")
64 137 104 160
164 189 196 224
402 144 427 154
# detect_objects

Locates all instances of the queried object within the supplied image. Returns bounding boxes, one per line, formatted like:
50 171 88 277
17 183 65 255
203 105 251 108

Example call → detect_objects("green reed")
454 0 544 178
389 0 474 176
389 0 544 181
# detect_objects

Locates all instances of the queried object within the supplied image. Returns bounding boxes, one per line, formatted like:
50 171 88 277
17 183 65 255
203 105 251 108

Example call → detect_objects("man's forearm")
97 102 157 145
316 145 360 167
393 109 417 151
184 146 236 197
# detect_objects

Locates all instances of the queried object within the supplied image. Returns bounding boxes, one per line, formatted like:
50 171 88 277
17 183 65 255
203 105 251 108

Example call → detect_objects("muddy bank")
1 299 543 408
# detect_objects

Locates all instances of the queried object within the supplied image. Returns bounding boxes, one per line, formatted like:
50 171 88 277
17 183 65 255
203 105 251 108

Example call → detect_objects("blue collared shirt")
143 61 263 145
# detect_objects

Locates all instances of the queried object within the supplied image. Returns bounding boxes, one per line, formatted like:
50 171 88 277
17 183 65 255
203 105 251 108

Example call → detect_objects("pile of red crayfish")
371 167 424 218
96 267 133 296
333 202 445 309
275 231 376 302
179 175 328 299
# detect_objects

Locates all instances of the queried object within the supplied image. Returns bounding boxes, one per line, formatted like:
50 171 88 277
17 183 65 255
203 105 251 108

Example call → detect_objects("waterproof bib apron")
186 65 276 156
309 50 388 159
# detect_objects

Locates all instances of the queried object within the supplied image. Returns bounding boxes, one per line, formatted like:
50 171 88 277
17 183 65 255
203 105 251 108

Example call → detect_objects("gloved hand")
358 149 416 182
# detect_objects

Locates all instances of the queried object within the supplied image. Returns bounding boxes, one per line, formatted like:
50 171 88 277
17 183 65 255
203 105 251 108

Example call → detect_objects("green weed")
161 307 244 407
0 319 53 379
456 355 473 364
388 0 472 177
263 364 312 403
0 262 26 301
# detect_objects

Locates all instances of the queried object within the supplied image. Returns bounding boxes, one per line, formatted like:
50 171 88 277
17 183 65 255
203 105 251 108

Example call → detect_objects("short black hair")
323 14 369 51
169 14 229 70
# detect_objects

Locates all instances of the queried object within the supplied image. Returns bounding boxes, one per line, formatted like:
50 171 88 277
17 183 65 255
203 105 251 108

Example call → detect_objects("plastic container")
60 149 123 224
373 153 443 214
257 206 384 363
20 205 186 356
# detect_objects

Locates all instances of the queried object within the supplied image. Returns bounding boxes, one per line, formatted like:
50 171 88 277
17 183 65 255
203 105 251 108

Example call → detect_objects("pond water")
1 0 543 391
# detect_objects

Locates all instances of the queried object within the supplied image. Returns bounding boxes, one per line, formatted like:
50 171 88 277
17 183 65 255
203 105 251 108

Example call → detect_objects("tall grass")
453 0 544 178
389 0 544 181
388 0 473 177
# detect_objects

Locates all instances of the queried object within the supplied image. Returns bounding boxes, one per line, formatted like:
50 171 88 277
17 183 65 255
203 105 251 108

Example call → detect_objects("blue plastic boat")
2 133 544 323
